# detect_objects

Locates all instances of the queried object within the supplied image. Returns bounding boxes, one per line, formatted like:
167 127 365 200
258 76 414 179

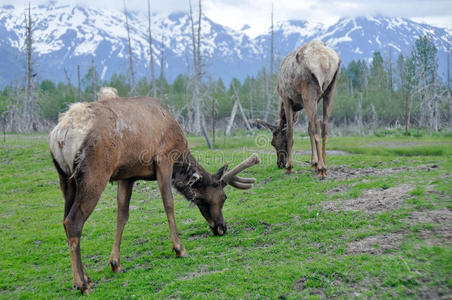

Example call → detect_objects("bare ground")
322 184 413 213
325 164 439 180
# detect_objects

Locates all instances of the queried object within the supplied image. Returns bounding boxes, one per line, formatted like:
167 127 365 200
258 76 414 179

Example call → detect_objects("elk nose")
212 223 227 236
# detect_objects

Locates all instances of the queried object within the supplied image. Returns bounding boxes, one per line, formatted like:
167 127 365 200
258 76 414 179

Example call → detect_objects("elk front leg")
156 157 187 257
283 98 294 173
110 179 134 272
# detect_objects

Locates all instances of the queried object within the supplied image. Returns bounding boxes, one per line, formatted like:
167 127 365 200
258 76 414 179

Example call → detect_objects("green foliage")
1 134 451 298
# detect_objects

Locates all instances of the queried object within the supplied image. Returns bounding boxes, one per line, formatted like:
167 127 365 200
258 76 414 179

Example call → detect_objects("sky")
5 0 452 37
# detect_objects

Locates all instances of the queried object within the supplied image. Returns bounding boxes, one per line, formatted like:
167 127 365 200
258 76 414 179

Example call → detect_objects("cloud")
3 0 451 36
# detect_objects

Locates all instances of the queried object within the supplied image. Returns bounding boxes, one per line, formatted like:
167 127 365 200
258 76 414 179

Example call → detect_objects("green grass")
1 132 451 298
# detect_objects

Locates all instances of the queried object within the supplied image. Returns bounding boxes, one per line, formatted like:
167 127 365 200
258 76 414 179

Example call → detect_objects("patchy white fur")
97 87 119 101
302 40 340 92
49 103 95 174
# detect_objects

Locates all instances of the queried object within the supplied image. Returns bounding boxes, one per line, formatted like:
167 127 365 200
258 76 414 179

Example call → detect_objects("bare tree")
159 30 165 99
147 0 156 98
356 92 363 135
189 0 203 134
25 2 37 131
123 0 135 96
91 56 97 102
263 3 274 122
225 81 251 135
77 64 82 102
448 42 452 126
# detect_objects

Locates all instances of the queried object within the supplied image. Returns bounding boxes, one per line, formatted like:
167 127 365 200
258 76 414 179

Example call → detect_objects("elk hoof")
317 168 327 179
311 162 318 171
284 167 292 174
75 280 93 295
174 247 187 258
110 260 122 273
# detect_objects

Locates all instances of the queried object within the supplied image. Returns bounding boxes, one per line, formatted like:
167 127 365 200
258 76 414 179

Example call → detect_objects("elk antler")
221 153 260 189
249 119 277 132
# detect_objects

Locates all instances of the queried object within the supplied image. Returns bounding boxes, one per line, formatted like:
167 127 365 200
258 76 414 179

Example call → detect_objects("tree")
412 36 439 130
147 0 156 98
189 0 204 134
263 3 274 122
123 0 135 96
25 2 37 131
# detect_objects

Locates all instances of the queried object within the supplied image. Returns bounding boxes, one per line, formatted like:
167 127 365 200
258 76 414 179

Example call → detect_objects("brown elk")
252 40 341 177
49 95 260 294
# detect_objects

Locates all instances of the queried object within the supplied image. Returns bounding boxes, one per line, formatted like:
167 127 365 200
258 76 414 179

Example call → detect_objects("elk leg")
283 97 294 173
63 176 107 294
314 119 326 177
110 179 134 272
320 69 339 177
308 121 318 171
156 157 187 257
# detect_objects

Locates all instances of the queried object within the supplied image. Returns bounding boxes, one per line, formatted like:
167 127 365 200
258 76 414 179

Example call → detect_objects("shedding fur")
49 102 95 174
98 87 119 101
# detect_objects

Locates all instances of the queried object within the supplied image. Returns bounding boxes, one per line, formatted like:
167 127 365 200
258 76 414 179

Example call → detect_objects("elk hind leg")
110 179 134 272
64 175 107 294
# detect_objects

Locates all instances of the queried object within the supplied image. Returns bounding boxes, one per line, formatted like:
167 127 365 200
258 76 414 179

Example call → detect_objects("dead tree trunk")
77 64 82 102
405 94 409 135
432 69 439 131
448 44 452 127
356 92 363 135
124 1 135 96
159 30 165 99
231 81 251 131
263 3 274 122
225 99 238 136
211 96 216 144
91 56 97 102
189 0 203 134
147 0 156 98
25 3 36 131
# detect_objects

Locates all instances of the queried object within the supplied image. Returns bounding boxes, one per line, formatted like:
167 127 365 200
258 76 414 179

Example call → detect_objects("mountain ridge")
0 3 450 87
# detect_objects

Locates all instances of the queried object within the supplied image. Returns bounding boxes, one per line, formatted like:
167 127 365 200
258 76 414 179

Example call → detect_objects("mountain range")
0 2 450 87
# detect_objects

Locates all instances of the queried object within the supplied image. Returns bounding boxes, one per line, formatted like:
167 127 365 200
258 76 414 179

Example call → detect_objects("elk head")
177 153 260 236
250 119 290 169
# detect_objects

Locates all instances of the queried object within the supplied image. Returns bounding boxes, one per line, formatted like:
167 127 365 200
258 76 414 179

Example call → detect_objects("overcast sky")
5 0 452 37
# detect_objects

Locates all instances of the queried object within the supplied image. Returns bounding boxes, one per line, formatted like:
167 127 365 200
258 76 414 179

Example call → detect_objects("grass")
0 132 451 299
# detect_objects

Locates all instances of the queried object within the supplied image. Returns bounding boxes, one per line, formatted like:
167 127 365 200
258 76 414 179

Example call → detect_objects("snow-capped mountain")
0 3 450 87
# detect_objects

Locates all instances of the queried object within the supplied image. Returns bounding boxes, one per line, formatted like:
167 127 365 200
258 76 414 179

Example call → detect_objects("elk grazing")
251 40 341 177
49 93 260 294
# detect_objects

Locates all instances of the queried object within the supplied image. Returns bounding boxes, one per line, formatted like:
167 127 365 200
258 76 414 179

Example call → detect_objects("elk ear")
213 163 229 181
188 172 202 186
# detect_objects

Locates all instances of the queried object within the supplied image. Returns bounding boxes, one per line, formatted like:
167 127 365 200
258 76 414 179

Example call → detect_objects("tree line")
0 1 450 135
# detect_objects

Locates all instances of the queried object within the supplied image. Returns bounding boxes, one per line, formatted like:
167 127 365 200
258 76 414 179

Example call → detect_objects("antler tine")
221 153 260 185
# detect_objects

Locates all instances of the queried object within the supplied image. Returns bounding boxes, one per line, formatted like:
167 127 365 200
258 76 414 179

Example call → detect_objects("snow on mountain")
0 3 450 87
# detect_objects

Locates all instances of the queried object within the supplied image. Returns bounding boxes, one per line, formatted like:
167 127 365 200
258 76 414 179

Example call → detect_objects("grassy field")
0 132 451 299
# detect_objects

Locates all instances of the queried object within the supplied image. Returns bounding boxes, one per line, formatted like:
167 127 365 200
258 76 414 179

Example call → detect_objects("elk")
49 94 260 294
252 40 341 177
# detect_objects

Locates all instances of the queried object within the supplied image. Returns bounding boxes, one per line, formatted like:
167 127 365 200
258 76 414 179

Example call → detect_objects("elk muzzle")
210 223 227 236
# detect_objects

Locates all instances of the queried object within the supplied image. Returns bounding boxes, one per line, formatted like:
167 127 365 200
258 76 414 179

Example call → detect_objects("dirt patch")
417 286 452 300
252 149 350 156
367 141 446 148
406 209 452 246
179 265 228 280
347 233 404 254
186 232 210 240
324 183 355 195
326 164 438 181
323 184 413 213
